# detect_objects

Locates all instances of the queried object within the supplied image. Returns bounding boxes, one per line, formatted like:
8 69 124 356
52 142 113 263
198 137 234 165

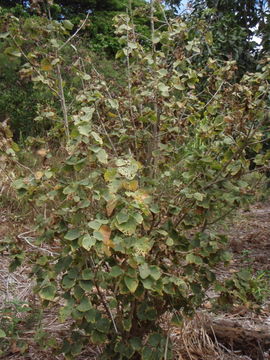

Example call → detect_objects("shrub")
1 2 270 359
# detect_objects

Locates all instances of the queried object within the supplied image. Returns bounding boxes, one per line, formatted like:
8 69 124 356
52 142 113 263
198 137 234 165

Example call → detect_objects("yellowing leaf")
40 58 53 71
39 284 56 301
104 168 117 182
36 148 47 157
99 225 113 248
122 180 139 191
106 198 117 217
99 225 114 256
124 276 139 293
107 112 117 118
133 190 150 204
35 171 43 180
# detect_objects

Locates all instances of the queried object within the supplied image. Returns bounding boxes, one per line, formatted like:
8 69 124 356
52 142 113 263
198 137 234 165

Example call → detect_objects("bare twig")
125 10 138 156
58 12 91 52
56 63 70 141
95 105 118 157
164 331 170 360
18 230 59 256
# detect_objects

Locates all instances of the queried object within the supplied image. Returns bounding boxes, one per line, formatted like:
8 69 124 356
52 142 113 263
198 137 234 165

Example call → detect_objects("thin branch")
56 63 70 141
91 64 124 126
58 12 90 52
17 231 59 256
0 163 13 181
95 105 118 157
125 10 138 156
203 81 224 109
94 278 119 334
164 331 170 360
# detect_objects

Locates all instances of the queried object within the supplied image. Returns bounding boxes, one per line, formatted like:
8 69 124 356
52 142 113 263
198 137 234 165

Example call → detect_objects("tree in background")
0 0 268 139
0 0 146 15
166 0 269 73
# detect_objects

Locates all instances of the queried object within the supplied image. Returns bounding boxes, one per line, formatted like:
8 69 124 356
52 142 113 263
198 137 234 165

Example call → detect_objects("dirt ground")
229 203 270 272
0 203 269 360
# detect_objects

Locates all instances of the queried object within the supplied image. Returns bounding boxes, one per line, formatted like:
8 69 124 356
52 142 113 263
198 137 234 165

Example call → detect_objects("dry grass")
159 312 253 360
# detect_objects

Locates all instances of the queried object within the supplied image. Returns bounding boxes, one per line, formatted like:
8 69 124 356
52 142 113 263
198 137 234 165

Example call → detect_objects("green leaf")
123 317 132 331
134 237 154 254
39 284 56 301
139 264 151 279
142 277 154 290
4 47 21 57
116 212 129 224
81 234 96 251
0 329 6 338
63 184 76 194
96 318 111 333
237 269 251 281
91 330 107 344
116 217 137 235
137 304 157 321
124 276 139 293
130 337 142 351
116 158 140 180
13 179 28 190
63 20 74 30
220 250 232 262
93 231 104 241
158 82 170 97
148 333 162 347
193 192 205 201
96 149 108 164
77 296 92 312
68 267 79 279
91 131 103 144
132 212 143 224
59 305 73 322
107 98 119 110
82 269 94 280
149 266 162 280
0 32 9 39
78 123 91 136
186 253 203 265
73 285 84 300
71 342 83 356
64 229 80 241
110 266 123 278
88 220 103 230
79 280 93 292
78 199 91 209
62 275 76 289
85 308 99 323
114 340 134 358
142 346 153 360
55 256 73 273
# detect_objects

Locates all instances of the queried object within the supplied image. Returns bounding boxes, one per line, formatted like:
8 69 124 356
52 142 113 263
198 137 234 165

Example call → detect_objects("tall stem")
126 7 138 157
149 0 160 176
56 63 70 141
44 0 70 142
